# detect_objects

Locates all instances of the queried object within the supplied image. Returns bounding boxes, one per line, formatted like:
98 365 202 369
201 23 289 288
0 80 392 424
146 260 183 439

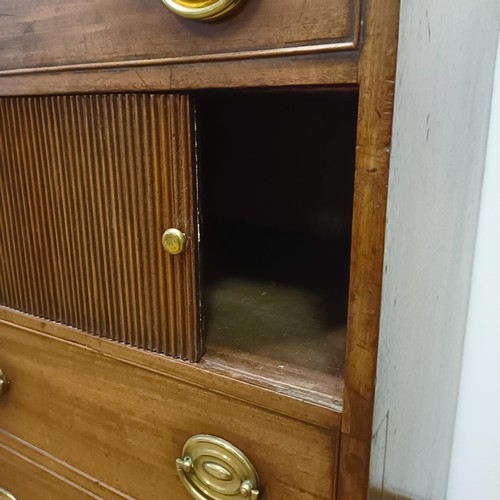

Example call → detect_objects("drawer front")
0 0 359 74
0 444 89 500
0 319 340 499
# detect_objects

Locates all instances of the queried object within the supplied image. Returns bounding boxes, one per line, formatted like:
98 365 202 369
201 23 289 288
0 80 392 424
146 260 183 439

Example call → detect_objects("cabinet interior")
196 89 358 406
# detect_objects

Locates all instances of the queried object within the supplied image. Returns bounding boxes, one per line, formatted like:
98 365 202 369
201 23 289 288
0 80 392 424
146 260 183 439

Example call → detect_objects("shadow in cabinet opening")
197 89 358 408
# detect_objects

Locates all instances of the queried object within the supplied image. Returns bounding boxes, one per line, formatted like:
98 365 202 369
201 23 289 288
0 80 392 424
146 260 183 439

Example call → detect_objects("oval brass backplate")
176 435 260 499
0 487 16 500
161 0 244 21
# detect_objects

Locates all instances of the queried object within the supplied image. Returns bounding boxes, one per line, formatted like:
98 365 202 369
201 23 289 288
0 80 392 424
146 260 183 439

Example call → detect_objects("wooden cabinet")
0 1 400 498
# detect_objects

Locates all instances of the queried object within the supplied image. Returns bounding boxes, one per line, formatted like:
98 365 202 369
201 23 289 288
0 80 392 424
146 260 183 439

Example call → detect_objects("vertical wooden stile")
338 0 401 497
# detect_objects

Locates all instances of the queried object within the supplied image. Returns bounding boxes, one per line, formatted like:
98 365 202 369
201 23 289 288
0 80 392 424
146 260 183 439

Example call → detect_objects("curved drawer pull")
161 0 244 21
0 487 16 500
0 369 9 398
176 434 260 499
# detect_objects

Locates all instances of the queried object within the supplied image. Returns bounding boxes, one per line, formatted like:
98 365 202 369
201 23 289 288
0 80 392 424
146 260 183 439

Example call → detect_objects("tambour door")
0 93 201 360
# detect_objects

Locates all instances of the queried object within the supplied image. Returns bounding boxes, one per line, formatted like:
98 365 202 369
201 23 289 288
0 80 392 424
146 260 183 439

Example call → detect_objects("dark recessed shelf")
196 89 358 407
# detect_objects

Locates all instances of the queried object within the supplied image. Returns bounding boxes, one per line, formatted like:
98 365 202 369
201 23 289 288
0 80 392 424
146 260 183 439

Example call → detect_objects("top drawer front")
0 0 359 73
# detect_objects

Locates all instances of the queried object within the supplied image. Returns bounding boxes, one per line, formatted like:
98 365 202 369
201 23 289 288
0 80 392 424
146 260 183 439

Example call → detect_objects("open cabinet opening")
195 88 358 407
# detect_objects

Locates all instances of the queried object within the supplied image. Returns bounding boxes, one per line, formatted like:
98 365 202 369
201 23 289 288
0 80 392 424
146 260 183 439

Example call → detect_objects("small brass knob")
161 0 244 21
162 228 187 255
176 457 193 473
240 480 259 499
0 369 9 398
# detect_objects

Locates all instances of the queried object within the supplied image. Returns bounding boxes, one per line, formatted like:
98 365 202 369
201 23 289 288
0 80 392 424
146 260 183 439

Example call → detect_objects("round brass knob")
161 0 244 21
162 228 187 255
0 369 9 398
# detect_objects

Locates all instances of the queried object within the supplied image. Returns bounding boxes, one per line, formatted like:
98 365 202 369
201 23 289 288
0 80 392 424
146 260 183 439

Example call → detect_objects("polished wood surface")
0 317 340 500
0 0 358 74
0 94 201 361
0 443 93 500
338 0 401 497
0 430 131 499
0 0 402 497
0 53 358 97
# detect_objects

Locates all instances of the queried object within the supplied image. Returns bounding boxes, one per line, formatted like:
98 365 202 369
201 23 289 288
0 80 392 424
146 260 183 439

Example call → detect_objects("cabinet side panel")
0 94 201 360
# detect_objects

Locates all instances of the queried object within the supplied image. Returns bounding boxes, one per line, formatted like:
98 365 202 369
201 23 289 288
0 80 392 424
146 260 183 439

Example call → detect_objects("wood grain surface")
0 0 359 74
0 0 402 497
0 430 132 499
0 306 343 431
0 442 96 500
0 93 201 361
0 317 340 500
338 0 401 497
0 53 358 97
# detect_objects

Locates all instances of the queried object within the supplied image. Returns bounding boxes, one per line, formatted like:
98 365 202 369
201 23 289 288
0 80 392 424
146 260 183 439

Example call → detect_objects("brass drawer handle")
176 434 260 499
0 487 16 500
161 0 244 21
0 369 9 398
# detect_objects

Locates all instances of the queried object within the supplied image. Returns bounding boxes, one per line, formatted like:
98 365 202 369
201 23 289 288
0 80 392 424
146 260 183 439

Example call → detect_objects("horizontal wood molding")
0 430 131 499
0 53 358 97
0 93 201 361
0 307 342 430
0 443 97 500
0 43 357 78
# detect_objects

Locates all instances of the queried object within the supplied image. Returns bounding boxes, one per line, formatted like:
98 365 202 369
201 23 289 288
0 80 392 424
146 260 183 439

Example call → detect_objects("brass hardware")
176 456 194 473
239 481 259 499
162 228 187 255
160 0 244 21
0 488 16 500
176 434 260 499
0 369 9 398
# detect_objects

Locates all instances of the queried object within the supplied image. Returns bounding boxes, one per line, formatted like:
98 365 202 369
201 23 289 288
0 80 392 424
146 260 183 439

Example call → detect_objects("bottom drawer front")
0 318 339 499
0 444 89 500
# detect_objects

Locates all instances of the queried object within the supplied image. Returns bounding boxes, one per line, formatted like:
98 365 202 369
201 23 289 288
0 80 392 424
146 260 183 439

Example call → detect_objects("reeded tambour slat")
0 94 201 360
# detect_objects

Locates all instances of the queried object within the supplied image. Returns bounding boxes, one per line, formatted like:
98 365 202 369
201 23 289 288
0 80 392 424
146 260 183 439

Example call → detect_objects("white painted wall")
446 33 500 500
369 2 500 499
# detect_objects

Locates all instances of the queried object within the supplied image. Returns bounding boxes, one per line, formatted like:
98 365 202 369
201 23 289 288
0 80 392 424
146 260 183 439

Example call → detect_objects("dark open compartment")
195 89 358 405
